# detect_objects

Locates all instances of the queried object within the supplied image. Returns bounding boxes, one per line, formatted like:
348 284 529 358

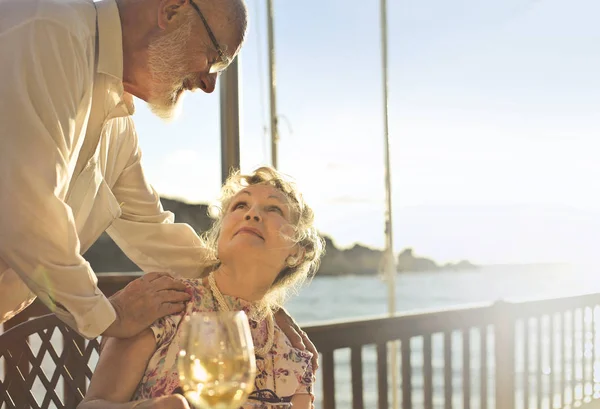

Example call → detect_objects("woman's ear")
285 246 305 268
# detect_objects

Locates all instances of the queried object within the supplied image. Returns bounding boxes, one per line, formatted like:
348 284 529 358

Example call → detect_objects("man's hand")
274 307 319 370
102 272 190 339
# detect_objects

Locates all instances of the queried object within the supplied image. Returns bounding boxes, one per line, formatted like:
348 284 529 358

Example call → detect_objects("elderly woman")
78 166 325 409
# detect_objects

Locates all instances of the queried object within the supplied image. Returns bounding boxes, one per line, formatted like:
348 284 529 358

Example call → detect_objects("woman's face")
217 184 299 273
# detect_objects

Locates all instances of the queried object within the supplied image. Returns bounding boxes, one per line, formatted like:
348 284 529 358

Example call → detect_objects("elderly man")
0 0 315 358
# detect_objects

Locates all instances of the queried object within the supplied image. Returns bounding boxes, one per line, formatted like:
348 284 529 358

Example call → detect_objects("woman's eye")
233 201 247 210
268 206 283 215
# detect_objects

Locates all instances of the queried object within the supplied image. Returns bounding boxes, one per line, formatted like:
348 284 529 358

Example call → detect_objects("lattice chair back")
0 314 100 409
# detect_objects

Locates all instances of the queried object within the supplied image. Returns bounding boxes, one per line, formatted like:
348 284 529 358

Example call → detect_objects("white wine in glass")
177 311 257 409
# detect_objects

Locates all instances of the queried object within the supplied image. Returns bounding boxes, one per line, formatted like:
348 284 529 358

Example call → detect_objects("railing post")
322 349 336 409
494 301 515 409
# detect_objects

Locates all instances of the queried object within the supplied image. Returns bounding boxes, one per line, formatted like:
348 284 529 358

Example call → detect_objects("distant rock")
396 249 477 273
442 260 477 271
85 197 475 275
317 239 383 276
396 248 438 272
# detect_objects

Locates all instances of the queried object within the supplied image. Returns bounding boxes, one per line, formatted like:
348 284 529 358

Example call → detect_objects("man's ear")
157 0 188 30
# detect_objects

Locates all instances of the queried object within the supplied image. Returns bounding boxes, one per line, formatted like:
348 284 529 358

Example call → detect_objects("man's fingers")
159 290 191 303
284 326 306 350
150 275 177 288
274 308 306 350
159 302 186 316
104 279 187 338
302 332 319 370
144 272 169 282
167 279 188 292
275 307 319 369
151 275 188 292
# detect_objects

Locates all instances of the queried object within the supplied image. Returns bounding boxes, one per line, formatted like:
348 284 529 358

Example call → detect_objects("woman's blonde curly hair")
199 166 325 310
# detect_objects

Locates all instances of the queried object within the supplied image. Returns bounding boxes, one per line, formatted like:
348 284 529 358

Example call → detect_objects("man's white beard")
149 88 186 122
146 13 195 122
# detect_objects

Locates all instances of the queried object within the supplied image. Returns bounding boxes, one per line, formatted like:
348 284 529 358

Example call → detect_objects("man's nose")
199 73 217 94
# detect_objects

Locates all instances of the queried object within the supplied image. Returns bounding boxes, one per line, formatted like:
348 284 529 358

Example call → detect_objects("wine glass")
177 311 257 409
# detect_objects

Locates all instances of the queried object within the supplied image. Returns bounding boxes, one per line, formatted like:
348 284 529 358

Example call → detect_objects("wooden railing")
306 303 496 409
2 273 600 409
307 294 600 409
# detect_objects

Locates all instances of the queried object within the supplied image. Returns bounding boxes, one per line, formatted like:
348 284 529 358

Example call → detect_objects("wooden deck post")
494 301 515 409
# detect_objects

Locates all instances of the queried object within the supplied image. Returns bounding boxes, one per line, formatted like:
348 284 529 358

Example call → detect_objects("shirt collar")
95 0 124 81
109 93 135 118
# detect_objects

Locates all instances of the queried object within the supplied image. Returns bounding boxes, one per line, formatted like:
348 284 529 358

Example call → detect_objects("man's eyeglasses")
188 0 230 74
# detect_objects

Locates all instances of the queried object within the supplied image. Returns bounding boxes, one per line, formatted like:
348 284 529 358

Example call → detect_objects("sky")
131 0 600 266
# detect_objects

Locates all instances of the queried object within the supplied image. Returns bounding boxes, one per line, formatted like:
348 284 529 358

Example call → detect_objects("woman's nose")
245 213 260 222
244 204 261 222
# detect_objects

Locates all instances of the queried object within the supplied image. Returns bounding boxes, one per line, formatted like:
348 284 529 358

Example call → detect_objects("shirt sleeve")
103 118 207 279
0 20 116 338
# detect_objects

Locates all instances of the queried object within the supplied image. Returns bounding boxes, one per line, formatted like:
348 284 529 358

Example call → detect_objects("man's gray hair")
197 0 248 52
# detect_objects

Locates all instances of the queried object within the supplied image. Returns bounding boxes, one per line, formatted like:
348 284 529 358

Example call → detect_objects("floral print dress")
132 278 315 408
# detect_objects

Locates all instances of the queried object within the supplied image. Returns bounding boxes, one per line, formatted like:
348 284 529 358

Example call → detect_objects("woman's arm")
291 394 314 409
77 329 158 409
79 395 189 409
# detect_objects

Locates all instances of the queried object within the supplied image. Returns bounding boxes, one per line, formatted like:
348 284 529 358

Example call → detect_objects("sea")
3 263 600 409
287 263 599 325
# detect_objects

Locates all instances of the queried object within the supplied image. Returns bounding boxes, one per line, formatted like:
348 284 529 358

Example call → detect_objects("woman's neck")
211 263 275 302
